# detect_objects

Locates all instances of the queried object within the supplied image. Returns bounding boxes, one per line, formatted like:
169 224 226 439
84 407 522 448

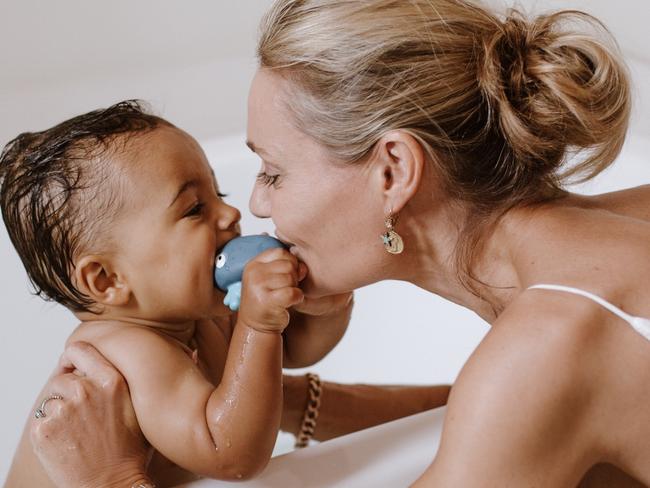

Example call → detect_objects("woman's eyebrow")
246 140 269 157
246 141 282 170
168 180 198 208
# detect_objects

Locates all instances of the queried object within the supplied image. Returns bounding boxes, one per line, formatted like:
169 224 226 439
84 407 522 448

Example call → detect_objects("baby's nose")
218 203 241 230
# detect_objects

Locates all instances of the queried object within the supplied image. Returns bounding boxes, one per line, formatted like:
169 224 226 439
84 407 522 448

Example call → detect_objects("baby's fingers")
270 286 304 309
245 256 300 286
262 272 300 291
252 247 298 266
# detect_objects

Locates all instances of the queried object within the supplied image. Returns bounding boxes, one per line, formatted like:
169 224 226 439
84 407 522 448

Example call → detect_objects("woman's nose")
249 185 271 219
217 202 241 230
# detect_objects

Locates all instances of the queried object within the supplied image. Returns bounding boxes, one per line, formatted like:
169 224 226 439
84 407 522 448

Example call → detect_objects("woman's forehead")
248 72 297 144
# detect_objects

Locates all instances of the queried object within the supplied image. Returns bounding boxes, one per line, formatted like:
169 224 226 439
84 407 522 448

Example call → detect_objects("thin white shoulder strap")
529 284 635 322
528 284 650 341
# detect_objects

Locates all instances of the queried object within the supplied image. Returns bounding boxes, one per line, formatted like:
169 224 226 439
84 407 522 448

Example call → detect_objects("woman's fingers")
61 341 121 386
29 342 150 488
292 291 354 316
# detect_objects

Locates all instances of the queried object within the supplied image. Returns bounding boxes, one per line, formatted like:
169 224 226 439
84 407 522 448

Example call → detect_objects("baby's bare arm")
89 322 282 481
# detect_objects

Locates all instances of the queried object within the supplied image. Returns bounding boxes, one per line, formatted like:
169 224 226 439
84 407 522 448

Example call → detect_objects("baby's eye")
217 191 228 199
256 171 280 188
184 202 205 217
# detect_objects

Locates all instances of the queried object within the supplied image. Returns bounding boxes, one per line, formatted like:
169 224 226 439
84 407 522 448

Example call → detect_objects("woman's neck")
396 201 532 323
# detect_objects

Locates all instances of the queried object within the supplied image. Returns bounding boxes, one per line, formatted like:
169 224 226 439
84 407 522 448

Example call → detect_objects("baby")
1 101 350 486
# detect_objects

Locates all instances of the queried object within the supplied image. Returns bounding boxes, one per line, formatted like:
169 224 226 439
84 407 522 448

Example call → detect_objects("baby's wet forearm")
204 320 283 479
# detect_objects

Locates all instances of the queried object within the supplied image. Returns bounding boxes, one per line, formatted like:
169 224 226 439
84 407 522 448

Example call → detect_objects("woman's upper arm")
415 311 597 487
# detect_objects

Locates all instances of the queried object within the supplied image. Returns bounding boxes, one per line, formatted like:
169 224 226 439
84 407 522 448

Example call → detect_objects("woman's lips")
274 231 294 247
274 231 300 258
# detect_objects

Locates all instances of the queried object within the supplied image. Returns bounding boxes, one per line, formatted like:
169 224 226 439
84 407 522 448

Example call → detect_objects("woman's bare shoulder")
586 184 650 222
454 290 601 403
431 293 606 483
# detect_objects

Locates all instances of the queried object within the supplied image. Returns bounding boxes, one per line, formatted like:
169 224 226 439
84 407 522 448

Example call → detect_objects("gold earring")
381 213 404 254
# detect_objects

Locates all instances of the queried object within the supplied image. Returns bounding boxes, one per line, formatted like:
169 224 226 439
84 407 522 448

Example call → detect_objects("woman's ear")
74 255 131 307
371 130 425 213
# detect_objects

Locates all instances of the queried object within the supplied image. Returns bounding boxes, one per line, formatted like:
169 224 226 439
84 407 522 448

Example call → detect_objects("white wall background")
1 0 649 482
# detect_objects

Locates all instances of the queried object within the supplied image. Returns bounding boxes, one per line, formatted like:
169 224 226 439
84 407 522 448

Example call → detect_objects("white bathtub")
178 407 447 488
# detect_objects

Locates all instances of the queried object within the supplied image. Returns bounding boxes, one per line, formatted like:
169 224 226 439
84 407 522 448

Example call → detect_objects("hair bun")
478 9 630 182
482 12 533 102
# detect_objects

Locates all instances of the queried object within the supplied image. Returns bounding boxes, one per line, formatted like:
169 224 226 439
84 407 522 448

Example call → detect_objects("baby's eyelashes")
184 202 205 218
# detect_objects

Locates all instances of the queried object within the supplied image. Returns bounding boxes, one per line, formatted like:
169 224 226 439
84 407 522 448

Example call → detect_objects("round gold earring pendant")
382 230 404 254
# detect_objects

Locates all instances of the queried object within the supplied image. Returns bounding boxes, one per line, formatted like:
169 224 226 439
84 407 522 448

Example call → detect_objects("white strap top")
528 284 650 341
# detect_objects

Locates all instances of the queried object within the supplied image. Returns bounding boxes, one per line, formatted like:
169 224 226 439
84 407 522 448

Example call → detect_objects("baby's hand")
238 248 304 333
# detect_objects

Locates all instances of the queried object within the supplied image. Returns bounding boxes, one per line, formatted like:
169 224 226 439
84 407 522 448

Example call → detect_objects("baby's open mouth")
213 234 241 281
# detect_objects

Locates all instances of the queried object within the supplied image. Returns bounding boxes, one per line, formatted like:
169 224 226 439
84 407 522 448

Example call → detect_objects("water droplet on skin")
236 473 243 479
226 438 232 448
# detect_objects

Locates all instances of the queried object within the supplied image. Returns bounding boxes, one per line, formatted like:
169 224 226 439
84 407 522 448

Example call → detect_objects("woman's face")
247 69 386 297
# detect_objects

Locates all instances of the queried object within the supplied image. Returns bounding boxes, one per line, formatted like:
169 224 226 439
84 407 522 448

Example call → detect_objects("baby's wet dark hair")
0 100 171 312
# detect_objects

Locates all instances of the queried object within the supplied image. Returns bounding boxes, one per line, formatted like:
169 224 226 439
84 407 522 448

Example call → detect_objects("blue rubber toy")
214 235 287 311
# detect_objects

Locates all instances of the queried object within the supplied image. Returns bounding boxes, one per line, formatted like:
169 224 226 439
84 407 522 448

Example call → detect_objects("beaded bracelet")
294 372 322 448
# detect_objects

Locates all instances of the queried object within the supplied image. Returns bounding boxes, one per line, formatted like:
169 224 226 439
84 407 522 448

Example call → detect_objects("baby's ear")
74 255 131 307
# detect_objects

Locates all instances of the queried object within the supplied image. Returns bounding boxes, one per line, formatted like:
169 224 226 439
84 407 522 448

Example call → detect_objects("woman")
32 0 650 486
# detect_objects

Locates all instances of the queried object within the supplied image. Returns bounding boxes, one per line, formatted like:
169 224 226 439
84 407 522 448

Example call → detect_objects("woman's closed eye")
257 171 280 188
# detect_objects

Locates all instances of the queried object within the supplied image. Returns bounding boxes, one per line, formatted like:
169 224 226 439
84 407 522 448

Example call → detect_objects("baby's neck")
75 311 198 346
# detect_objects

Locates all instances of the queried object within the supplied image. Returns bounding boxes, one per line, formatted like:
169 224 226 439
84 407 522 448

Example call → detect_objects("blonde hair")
257 0 631 290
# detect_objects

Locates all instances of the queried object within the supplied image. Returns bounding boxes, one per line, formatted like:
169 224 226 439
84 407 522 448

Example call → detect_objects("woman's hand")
291 291 354 317
283 288 354 368
29 341 153 488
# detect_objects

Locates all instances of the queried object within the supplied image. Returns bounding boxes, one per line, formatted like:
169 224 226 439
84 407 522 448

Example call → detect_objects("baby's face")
109 126 241 323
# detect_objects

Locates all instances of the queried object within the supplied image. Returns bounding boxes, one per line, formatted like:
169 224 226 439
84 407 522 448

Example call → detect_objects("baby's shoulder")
67 319 162 345
66 320 181 368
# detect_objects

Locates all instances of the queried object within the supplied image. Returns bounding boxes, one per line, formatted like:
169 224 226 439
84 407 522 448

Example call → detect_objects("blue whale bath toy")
214 234 288 311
